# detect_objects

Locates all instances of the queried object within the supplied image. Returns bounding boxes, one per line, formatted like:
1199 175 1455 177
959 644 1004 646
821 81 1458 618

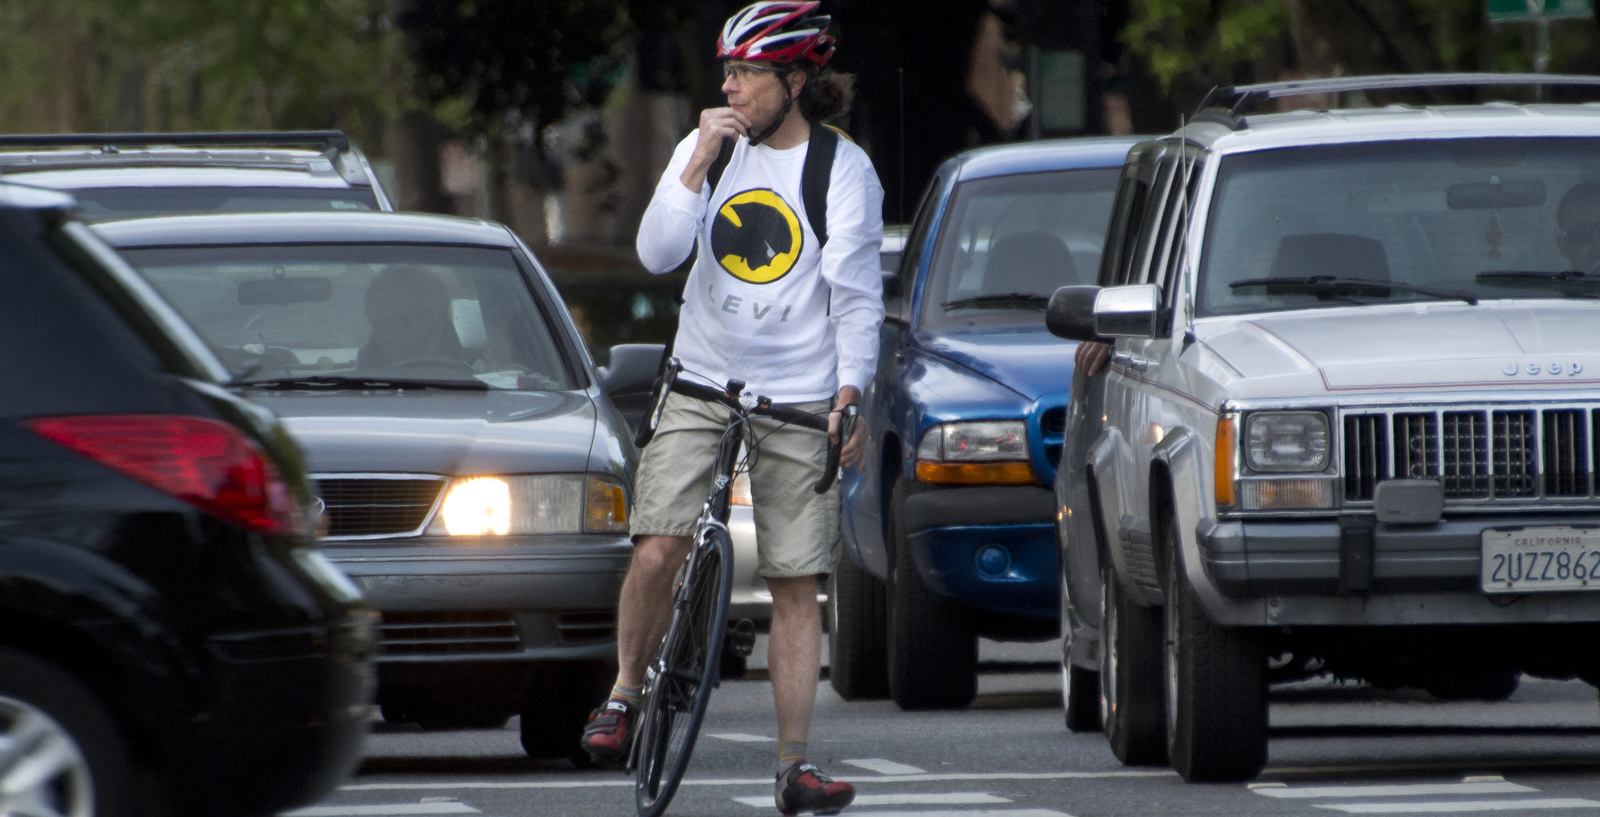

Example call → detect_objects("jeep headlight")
914 421 1034 485
428 474 628 535
1244 412 1330 473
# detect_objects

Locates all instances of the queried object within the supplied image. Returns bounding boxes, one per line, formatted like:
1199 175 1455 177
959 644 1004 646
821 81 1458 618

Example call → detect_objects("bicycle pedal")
728 619 757 657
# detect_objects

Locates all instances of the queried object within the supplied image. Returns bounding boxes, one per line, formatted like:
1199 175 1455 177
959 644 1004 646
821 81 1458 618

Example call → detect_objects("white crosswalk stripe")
1315 799 1600 813
803 811 1070 817
284 804 479 816
734 792 1012 807
1249 776 1600 814
706 732 777 743
1254 782 1539 799
843 758 929 775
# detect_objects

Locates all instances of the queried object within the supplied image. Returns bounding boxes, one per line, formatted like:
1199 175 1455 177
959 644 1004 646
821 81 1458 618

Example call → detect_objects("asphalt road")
287 638 1600 817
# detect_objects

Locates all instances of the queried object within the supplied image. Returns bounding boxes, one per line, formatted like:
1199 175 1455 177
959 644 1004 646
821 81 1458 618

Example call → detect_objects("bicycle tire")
634 526 734 817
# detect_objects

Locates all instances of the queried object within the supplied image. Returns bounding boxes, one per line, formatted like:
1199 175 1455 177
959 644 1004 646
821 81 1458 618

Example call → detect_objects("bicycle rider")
582 3 882 814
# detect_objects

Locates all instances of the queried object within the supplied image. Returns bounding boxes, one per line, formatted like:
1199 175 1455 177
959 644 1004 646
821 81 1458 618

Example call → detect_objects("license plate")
1481 527 1600 593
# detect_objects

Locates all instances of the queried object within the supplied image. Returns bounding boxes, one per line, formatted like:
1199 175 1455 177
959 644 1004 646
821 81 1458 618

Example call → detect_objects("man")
582 3 882 814
1557 180 1600 273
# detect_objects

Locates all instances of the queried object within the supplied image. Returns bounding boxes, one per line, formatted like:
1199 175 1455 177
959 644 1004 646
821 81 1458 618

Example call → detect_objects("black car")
0 184 372 815
95 211 648 763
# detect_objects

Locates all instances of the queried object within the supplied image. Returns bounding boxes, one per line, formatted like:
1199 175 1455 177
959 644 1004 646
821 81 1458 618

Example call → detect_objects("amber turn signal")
1214 415 1236 506
914 460 1035 485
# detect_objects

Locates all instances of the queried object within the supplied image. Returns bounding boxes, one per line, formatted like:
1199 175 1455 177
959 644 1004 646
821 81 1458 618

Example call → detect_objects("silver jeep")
1050 74 1600 782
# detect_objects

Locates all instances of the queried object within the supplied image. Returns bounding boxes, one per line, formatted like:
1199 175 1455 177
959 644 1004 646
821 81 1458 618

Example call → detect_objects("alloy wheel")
0 694 94 817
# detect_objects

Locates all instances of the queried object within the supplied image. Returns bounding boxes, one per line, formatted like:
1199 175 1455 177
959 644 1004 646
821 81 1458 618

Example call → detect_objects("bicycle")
628 357 856 817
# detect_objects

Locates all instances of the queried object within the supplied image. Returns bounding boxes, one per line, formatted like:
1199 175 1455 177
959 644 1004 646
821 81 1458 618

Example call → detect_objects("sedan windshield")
921 168 1118 328
1199 138 1600 316
121 244 575 390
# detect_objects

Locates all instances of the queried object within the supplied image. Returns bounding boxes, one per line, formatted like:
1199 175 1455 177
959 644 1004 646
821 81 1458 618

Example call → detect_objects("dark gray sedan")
96 212 649 765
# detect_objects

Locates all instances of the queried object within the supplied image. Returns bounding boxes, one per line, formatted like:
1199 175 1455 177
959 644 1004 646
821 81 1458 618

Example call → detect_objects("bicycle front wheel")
634 526 734 817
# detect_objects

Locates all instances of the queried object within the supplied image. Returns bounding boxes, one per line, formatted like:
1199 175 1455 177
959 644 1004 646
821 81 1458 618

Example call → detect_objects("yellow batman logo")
711 188 803 284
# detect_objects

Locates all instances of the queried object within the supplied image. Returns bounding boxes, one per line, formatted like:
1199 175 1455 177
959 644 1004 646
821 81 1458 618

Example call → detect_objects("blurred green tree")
0 0 393 141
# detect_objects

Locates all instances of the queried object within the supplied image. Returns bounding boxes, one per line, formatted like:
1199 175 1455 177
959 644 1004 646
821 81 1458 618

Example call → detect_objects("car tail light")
27 415 302 534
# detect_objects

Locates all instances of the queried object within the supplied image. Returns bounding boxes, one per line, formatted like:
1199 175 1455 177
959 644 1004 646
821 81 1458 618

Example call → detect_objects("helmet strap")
748 74 798 147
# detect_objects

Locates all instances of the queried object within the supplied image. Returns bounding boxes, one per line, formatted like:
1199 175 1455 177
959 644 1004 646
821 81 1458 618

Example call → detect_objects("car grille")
555 610 617 645
1342 407 1596 502
316 476 446 538
378 611 521 656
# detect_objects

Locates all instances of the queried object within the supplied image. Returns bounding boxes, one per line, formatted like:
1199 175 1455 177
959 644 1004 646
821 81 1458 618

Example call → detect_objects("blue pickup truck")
831 137 1140 709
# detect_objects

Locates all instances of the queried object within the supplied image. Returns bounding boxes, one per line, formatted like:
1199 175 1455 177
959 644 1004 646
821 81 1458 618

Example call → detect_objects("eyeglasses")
723 63 783 82
1561 221 1600 244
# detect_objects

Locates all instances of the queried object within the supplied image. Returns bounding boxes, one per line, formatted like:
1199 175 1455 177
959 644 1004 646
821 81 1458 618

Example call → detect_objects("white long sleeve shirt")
636 129 885 403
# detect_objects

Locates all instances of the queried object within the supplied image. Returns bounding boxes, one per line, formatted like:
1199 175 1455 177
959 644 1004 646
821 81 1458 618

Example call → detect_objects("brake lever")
813 404 858 495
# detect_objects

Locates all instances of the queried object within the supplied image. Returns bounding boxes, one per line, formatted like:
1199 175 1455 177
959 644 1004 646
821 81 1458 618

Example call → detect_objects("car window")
1198 138 1600 316
120 244 576 390
69 187 380 221
900 176 944 276
1104 174 1148 287
1126 157 1177 285
1156 153 1203 309
921 168 1118 328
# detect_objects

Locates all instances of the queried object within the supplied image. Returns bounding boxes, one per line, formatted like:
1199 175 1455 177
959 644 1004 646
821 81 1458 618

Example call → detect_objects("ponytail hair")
795 65 854 123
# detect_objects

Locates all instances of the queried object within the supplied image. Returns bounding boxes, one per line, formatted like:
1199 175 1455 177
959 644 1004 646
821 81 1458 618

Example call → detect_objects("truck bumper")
1197 514 1600 626
903 486 1058 619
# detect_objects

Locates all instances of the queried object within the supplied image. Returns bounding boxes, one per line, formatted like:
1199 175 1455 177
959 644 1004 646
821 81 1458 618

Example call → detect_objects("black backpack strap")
801 120 840 248
706 136 736 197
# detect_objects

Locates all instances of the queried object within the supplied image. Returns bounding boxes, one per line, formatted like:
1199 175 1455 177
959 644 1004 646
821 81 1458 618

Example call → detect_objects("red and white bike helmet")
718 1 835 67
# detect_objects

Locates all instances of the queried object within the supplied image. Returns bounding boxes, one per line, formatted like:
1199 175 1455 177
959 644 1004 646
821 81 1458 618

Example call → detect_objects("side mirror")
599 343 666 395
1093 283 1160 339
1046 285 1101 341
882 270 907 324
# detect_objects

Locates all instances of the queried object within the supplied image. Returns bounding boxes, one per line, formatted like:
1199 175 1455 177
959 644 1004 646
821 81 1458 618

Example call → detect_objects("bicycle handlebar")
634 359 852 494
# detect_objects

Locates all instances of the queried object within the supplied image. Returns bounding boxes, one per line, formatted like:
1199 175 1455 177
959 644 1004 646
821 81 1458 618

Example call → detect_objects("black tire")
828 546 889 700
886 481 977 710
1162 516 1267 782
1423 671 1521 702
1063 661 1102 733
0 647 140 817
634 528 733 817
522 661 612 765
1099 560 1167 765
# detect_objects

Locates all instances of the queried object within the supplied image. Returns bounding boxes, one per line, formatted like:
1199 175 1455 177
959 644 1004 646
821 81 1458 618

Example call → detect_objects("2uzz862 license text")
1482 527 1600 593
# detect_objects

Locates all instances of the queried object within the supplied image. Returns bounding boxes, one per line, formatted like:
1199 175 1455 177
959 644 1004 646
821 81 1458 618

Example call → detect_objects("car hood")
916 325 1077 400
249 389 598 475
1199 301 1600 392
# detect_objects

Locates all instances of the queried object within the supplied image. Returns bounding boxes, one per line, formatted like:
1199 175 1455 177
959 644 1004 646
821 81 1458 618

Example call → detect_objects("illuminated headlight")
1244 412 1330 473
427 474 628 535
914 421 1034 485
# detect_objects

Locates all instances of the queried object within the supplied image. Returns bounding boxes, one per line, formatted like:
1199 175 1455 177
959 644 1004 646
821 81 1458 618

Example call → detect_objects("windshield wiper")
941 293 1050 310
1229 276 1478 306
234 375 490 391
1477 270 1600 283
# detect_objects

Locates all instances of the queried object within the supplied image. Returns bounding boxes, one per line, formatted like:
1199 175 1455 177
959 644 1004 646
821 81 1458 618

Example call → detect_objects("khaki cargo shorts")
630 391 838 578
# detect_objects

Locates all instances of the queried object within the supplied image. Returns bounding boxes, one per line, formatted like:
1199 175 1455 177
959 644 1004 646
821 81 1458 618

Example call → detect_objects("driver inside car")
358 264 465 371
1557 180 1600 274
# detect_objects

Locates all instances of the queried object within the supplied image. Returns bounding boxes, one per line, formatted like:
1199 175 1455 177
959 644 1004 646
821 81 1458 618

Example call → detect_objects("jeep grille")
1342 407 1595 503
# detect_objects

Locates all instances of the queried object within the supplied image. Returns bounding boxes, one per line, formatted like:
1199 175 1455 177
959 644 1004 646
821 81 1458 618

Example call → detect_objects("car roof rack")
0 130 351 153
1193 73 1600 130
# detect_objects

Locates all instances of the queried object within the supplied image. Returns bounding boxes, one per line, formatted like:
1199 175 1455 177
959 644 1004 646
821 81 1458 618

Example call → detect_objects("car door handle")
1111 351 1149 372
